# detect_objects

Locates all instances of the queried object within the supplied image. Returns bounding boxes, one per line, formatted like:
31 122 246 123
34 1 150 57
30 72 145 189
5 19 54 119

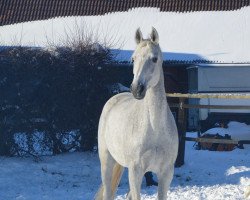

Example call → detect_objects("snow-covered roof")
0 7 250 63
1 0 249 26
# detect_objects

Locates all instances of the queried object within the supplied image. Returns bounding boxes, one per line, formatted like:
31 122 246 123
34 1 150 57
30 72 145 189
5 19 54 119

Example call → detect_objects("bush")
0 42 132 156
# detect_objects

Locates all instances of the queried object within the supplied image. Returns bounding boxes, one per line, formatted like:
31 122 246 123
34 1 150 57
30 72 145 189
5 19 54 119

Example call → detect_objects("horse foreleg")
100 149 116 200
157 165 174 200
127 165 143 200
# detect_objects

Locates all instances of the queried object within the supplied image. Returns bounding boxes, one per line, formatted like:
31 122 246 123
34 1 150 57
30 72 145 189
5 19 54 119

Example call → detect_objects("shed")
187 64 250 130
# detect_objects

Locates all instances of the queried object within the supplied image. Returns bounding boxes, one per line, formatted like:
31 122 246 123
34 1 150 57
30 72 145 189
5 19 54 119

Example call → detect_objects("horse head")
130 27 163 100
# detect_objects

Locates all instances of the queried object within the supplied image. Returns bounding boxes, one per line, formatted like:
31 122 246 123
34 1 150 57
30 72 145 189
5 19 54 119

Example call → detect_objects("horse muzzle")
130 82 146 100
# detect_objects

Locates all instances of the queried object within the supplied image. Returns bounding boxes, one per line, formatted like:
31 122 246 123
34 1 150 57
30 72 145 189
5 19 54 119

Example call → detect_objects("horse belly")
141 134 178 173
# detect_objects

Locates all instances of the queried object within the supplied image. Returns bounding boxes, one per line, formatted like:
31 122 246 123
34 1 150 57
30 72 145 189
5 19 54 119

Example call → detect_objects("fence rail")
169 103 250 110
185 137 250 145
166 93 250 99
166 93 250 167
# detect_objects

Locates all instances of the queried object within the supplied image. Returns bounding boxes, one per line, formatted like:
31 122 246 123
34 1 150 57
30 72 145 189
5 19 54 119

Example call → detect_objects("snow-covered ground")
1 132 249 200
1 7 250 62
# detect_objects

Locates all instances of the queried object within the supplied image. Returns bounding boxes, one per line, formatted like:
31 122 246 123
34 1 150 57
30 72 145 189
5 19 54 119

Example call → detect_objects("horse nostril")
137 83 145 94
138 84 144 94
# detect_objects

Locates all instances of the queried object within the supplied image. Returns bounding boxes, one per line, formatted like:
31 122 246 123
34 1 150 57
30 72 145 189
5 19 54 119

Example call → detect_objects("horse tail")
95 163 124 200
245 186 250 199
94 184 104 200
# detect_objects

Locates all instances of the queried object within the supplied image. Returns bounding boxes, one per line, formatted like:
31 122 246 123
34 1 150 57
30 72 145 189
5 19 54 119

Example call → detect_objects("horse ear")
150 27 159 44
135 28 143 44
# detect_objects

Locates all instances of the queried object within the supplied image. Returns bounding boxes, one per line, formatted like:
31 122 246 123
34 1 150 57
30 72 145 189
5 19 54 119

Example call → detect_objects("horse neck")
144 67 168 126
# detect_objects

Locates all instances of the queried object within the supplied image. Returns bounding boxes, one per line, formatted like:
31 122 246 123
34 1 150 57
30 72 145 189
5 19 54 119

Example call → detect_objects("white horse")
95 27 179 200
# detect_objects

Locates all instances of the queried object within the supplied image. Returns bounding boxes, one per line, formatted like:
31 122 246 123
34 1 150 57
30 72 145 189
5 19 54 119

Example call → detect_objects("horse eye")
131 58 134 63
152 57 158 63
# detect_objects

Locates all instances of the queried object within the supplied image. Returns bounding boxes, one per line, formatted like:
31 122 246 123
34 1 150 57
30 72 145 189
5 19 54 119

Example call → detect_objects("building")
1 0 250 131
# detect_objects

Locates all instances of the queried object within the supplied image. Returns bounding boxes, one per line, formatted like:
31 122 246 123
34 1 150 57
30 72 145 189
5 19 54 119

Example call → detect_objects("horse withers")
95 27 179 200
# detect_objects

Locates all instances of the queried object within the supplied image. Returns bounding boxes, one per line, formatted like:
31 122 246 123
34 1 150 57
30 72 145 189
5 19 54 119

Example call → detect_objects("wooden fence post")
175 97 187 167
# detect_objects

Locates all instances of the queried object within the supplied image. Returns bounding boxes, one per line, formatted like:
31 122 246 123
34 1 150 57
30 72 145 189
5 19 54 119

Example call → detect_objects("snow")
1 134 250 200
203 121 250 141
1 7 250 62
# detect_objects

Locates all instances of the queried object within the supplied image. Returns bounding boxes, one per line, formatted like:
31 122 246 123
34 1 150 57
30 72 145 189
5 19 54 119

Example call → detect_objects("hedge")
0 46 133 156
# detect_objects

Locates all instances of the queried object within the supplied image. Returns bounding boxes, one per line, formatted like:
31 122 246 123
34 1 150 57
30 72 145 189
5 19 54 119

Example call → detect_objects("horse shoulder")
102 92 133 115
98 92 132 149
99 92 135 136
